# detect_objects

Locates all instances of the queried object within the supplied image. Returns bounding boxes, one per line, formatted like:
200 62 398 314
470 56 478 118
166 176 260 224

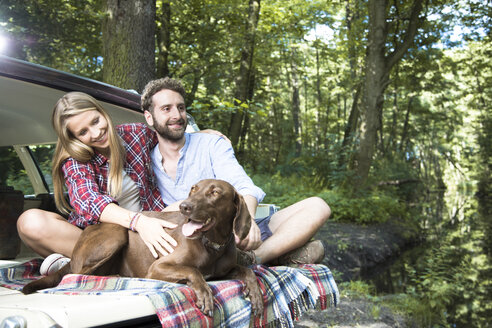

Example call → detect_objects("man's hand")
235 219 262 251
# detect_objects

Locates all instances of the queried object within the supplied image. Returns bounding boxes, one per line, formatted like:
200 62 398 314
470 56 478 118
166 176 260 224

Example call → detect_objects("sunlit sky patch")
306 24 336 43
0 34 8 54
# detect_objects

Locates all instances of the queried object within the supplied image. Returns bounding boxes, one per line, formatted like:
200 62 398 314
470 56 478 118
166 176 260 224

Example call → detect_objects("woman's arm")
99 203 177 258
63 158 177 258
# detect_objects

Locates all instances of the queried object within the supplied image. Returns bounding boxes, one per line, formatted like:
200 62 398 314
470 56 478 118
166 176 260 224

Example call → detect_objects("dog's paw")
242 279 263 317
241 272 264 316
248 287 264 317
193 283 214 317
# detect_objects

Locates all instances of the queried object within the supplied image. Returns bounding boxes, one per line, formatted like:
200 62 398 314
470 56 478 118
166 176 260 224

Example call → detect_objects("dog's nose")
180 202 193 215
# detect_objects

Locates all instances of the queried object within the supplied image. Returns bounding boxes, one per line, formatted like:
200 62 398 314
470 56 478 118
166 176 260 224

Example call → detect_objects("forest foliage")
0 0 490 226
1 1 491 326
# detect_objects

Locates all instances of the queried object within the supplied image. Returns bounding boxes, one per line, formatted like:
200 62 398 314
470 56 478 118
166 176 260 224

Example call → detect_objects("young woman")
17 92 180 274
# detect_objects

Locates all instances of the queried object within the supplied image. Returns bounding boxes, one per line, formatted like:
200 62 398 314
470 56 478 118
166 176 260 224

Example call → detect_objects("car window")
0 146 33 194
0 144 55 195
29 144 56 192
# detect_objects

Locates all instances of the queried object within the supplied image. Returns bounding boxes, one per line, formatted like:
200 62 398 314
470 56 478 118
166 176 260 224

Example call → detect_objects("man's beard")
153 116 187 142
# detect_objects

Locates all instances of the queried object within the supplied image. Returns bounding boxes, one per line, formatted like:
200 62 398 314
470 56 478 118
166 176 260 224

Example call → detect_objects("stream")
362 189 492 327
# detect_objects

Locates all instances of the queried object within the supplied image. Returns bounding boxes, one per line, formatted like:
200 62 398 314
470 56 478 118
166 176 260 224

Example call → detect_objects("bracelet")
128 211 136 228
129 212 141 232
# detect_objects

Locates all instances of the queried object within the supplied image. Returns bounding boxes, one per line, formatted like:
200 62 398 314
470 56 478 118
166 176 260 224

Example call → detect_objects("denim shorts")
255 214 273 241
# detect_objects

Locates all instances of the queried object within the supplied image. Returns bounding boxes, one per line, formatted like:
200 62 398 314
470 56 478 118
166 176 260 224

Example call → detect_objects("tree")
354 0 424 187
0 0 103 78
290 47 302 156
339 0 363 168
156 0 171 78
102 0 156 92
228 0 261 147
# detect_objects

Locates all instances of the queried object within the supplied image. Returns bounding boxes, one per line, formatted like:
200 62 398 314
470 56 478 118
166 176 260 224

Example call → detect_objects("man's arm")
235 195 262 251
243 194 258 218
206 136 265 250
209 137 266 203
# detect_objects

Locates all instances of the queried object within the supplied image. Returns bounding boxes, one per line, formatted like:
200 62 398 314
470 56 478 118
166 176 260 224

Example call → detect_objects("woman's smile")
93 131 108 144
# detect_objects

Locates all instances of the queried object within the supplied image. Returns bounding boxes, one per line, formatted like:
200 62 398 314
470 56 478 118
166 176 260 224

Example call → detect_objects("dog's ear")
233 192 252 240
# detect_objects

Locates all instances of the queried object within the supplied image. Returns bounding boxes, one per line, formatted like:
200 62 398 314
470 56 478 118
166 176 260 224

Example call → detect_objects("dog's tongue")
182 220 205 237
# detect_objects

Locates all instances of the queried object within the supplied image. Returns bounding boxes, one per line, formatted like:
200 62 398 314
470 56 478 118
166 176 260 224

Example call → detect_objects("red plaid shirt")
63 123 165 228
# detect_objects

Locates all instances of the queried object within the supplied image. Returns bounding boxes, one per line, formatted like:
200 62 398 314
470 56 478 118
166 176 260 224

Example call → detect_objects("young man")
141 78 330 265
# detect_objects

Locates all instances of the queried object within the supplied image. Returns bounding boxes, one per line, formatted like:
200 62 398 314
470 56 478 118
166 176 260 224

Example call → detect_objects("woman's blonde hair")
51 92 126 214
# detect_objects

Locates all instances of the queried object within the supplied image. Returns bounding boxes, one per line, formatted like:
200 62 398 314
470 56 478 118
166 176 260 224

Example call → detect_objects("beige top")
116 170 142 212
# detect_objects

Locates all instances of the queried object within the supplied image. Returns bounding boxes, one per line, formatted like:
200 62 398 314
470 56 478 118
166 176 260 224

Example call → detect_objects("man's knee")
307 197 331 223
268 197 330 231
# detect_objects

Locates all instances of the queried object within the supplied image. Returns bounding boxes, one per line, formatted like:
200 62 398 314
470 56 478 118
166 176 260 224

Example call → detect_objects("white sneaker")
40 253 71 276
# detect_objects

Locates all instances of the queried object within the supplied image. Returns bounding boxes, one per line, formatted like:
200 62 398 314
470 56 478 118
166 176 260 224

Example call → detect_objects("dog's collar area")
202 234 233 252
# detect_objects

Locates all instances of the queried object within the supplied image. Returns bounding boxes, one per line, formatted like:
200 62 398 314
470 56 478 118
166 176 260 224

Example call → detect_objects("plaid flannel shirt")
63 123 165 228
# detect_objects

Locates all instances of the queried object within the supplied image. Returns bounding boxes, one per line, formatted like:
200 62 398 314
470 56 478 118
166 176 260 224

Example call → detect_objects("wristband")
129 212 141 232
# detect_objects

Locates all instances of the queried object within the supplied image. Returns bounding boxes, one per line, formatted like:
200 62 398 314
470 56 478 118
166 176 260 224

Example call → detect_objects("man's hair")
141 77 187 112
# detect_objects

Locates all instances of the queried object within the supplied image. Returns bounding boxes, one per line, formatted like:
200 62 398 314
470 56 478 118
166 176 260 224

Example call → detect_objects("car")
0 55 165 327
0 55 283 328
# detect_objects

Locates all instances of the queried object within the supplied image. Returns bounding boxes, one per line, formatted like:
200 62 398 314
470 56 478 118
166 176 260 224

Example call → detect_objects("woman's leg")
17 209 82 258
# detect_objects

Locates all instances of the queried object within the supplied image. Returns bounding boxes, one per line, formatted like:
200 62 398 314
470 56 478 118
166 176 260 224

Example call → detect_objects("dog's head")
179 179 251 240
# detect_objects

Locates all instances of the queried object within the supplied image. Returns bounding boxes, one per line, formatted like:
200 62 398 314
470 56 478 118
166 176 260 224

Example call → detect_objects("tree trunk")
238 72 256 158
345 0 360 81
355 0 388 186
228 0 260 147
399 96 413 153
339 0 362 168
102 0 155 93
387 85 399 153
339 84 361 168
291 53 302 157
186 70 202 107
156 1 171 78
315 45 322 151
354 0 423 187
271 102 283 166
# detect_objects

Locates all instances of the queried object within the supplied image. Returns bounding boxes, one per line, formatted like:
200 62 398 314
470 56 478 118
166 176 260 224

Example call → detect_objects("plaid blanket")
0 259 339 328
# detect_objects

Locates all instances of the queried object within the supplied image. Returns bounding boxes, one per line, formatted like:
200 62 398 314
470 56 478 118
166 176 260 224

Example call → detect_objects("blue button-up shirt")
151 132 266 206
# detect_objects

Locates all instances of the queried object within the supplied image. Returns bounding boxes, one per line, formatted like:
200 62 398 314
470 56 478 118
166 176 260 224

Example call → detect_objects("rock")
297 219 420 327
316 219 420 281
294 294 409 328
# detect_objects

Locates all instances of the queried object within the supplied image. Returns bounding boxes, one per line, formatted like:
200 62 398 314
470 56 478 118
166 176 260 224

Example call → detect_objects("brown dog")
22 179 263 316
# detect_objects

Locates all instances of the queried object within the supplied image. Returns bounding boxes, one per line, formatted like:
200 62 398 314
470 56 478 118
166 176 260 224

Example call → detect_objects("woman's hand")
134 214 178 258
